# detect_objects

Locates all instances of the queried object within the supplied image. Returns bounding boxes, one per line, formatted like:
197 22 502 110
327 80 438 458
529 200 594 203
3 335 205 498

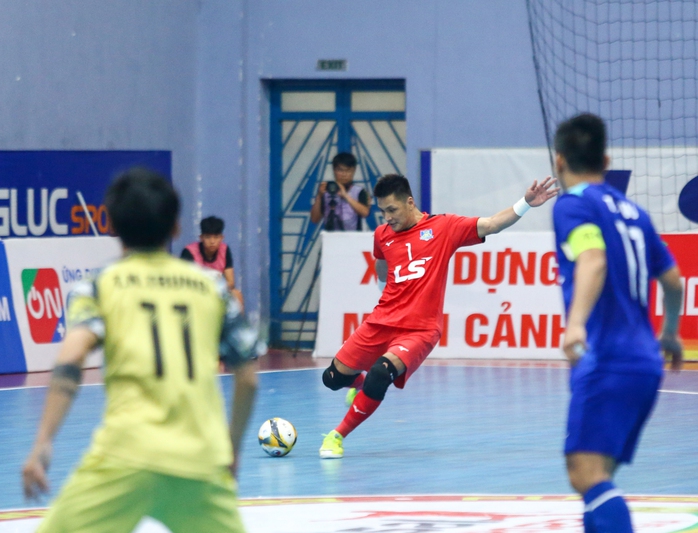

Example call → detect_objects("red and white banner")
316 231 565 359
316 231 698 360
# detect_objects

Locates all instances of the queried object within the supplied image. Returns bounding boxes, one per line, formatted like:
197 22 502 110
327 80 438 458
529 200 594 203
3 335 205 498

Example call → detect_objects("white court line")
0 367 322 392
219 367 321 376
0 383 104 392
4 370 695 393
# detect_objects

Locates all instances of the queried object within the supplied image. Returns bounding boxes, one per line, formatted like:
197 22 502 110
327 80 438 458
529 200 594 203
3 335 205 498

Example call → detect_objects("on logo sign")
21 268 66 343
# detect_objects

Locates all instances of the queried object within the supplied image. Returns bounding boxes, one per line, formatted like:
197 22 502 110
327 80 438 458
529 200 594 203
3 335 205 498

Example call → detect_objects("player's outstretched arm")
476 177 559 238
562 248 607 364
22 327 97 499
218 276 264 477
658 266 684 371
229 359 258 478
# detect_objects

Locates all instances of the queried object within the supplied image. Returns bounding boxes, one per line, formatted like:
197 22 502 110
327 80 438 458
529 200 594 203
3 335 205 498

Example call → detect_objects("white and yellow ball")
258 418 297 457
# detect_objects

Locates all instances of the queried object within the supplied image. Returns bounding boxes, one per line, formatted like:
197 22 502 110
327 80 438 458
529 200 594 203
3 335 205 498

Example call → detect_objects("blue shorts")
565 370 661 464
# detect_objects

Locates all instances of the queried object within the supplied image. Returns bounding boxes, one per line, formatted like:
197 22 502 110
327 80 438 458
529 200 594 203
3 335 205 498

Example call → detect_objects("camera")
325 181 339 195
324 181 343 231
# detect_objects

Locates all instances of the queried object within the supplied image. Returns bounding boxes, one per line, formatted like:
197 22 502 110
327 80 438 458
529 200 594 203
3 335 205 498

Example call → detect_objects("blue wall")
197 0 546 318
1 0 545 320
0 0 199 257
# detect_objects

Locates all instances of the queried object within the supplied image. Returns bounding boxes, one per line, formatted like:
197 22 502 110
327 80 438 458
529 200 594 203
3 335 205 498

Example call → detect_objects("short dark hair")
332 152 357 169
200 216 224 235
105 167 179 248
554 113 607 174
373 174 413 201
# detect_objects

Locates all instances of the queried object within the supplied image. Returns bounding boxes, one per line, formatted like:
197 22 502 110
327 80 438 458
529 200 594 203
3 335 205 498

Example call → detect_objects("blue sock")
583 481 633 533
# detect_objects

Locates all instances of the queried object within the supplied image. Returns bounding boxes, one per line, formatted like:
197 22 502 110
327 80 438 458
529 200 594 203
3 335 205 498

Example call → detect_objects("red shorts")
335 321 441 388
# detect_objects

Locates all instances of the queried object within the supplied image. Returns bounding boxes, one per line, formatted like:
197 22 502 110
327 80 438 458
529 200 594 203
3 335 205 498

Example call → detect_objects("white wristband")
513 197 531 217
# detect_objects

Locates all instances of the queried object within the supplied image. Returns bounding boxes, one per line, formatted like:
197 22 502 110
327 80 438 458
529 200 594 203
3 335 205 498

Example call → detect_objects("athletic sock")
350 373 365 390
336 390 381 437
583 481 633 533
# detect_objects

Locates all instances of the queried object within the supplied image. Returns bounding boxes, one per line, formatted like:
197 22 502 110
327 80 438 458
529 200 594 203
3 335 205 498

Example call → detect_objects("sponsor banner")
0 150 170 238
652 234 698 361
316 231 698 360
3 237 122 372
2 495 698 532
0 241 25 373
316 231 565 359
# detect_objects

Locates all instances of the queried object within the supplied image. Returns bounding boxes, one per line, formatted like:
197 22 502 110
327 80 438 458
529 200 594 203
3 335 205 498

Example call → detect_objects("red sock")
336 390 381 437
351 373 365 390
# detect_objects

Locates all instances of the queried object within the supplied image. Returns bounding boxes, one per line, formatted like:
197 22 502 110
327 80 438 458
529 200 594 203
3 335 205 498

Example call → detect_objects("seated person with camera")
310 152 371 231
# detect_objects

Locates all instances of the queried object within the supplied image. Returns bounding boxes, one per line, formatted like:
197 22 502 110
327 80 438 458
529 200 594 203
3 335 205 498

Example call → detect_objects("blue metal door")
269 80 406 348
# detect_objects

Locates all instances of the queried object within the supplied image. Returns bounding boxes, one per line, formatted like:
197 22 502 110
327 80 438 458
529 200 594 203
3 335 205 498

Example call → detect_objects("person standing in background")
181 216 244 309
310 152 371 231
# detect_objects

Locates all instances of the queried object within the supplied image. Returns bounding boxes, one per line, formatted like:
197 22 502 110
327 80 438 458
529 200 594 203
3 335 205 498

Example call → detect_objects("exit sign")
316 59 347 71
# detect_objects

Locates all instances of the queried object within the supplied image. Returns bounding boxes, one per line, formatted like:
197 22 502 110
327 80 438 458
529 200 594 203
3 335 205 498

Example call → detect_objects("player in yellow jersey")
22 168 263 533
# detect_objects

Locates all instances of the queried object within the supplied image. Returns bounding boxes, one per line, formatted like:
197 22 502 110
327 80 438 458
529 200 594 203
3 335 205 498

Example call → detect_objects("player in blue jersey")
552 113 683 533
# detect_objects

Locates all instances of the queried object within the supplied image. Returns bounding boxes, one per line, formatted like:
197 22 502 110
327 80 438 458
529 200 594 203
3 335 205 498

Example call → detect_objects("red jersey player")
319 173 559 458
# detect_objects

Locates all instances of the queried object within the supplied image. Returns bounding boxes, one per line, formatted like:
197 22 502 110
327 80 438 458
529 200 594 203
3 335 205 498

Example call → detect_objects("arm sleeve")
553 194 595 243
217 277 264 367
358 188 369 206
646 226 676 278
566 223 606 259
66 280 105 344
450 215 484 248
373 230 385 260
225 246 234 269
180 248 194 261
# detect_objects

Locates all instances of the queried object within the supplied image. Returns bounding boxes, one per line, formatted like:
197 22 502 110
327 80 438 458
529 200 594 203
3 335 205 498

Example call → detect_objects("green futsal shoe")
345 387 358 406
319 430 344 459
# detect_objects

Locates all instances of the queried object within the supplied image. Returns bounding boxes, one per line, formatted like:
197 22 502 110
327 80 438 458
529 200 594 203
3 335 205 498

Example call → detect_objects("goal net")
526 0 698 232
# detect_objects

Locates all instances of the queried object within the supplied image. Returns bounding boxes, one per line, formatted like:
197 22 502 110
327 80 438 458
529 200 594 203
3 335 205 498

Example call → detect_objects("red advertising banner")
651 234 698 361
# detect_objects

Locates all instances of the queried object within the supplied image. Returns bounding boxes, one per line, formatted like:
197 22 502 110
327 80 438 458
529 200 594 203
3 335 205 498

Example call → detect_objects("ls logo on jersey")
394 257 433 283
22 268 66 344
420 229 434 241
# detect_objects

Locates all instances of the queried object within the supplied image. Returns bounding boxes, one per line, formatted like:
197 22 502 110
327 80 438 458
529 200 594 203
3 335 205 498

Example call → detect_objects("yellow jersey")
67 251 255 481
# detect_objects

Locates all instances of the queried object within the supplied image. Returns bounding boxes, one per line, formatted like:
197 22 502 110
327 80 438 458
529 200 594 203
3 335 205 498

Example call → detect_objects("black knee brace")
363 356 398 401
322 360 358 391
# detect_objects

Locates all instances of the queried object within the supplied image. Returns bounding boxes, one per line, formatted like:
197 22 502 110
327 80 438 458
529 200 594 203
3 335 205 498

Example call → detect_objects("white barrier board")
316 231 566 359
430 148 555 232
5 237 122 371
429 147 698 233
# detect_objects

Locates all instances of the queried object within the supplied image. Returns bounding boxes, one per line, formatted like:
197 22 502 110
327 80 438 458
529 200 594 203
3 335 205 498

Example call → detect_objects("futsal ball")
258 418 297 457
